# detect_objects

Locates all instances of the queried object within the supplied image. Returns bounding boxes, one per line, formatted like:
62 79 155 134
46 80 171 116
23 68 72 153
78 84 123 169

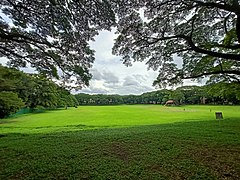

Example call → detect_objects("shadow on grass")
7 107 67 119
0 118 240 179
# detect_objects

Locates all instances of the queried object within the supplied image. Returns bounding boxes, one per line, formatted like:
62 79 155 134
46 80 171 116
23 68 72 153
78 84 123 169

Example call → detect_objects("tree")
0 65 25 117
21 74 60 109
205 82 240 104
112 0 240 87
0 0 115 88
57 87 79 107
176 86 204 104
0 64 26 92
0 65 79 117
170 89 185 104
0 91 24 118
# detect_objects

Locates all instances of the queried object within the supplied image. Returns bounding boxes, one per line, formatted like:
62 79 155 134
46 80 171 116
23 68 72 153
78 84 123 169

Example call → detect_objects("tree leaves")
0 91 24 118
112 0 240 87
0 65 78 118
0 0 116 88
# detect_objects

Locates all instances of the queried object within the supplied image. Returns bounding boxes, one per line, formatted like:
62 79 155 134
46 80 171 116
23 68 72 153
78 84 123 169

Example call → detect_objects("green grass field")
0 105 240 179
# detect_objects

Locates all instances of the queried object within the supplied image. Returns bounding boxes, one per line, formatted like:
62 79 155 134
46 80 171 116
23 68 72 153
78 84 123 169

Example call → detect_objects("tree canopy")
113 0 240 87
0 0 115 88
1 0 240 88
0 65 78 118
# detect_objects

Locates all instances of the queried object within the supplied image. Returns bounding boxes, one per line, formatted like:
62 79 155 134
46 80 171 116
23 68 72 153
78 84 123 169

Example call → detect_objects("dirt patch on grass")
188 145 240 179
110 142 129 164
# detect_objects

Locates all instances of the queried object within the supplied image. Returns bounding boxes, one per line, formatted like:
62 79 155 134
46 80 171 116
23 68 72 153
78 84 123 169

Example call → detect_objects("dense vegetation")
1 105 240 179
0 65 78 118
75 83 240 105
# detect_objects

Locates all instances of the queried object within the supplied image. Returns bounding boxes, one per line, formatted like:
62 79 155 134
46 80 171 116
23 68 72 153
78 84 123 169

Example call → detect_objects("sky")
76 30 159 95
0 29 200 95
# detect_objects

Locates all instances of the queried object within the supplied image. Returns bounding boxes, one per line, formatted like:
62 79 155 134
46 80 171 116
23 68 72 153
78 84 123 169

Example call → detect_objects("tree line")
75 84 240 106
0 65 78 118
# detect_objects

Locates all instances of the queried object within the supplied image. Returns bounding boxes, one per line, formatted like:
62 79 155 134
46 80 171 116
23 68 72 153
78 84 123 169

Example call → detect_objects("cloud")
0 57 8 65
79 87 109 94
123 76 140 86
91 69 103 80
90 29 117 62
102 71 119 84
91 68 119 84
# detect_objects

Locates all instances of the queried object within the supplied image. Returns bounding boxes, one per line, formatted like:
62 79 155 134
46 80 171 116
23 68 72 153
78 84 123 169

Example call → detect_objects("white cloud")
0 57 8 65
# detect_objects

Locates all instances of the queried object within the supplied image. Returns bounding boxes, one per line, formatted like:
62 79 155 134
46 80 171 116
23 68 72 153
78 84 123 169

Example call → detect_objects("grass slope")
0 105 240 179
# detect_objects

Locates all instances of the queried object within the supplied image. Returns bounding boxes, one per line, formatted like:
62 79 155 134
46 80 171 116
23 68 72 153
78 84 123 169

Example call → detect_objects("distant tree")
57 87 78 107
113 0 240 87
0 0 115 88
170 90 185 104
74 83 240 106
22 75 60 109
205 82 240 104
176 86 204 104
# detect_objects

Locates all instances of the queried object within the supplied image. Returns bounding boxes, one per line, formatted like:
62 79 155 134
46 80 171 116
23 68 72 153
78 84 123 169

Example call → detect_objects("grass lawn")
0 105 240 179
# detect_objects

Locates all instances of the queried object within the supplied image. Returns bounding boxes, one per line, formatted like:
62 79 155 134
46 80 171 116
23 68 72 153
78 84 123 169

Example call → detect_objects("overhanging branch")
183 70 240 79
0 32 52 47
142 34 240 61
193 0 239 13
183 36 240 61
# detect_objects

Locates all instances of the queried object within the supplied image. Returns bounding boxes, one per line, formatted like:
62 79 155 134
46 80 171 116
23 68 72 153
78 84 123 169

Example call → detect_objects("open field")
0 105 240 179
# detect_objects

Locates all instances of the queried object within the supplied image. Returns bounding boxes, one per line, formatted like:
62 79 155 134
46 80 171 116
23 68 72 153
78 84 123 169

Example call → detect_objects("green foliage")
112 0 240 87
0 91 24 118
0 65 24 91
223 29 237 46
0 65 76 118
57 88 78 107
205 82 240 104
0 0 115 88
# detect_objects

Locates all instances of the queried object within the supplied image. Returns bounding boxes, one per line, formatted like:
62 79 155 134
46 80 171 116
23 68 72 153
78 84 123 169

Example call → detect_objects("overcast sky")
75 30 159 95
0 29 200 95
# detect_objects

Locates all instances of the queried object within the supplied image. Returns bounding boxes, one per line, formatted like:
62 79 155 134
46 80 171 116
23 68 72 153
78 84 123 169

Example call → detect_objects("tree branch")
204 43 240 50
0 45 26 59
183 70 240 79
183 36 240 61
193 0 239 13
142 34 240 60
0 32 52 47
